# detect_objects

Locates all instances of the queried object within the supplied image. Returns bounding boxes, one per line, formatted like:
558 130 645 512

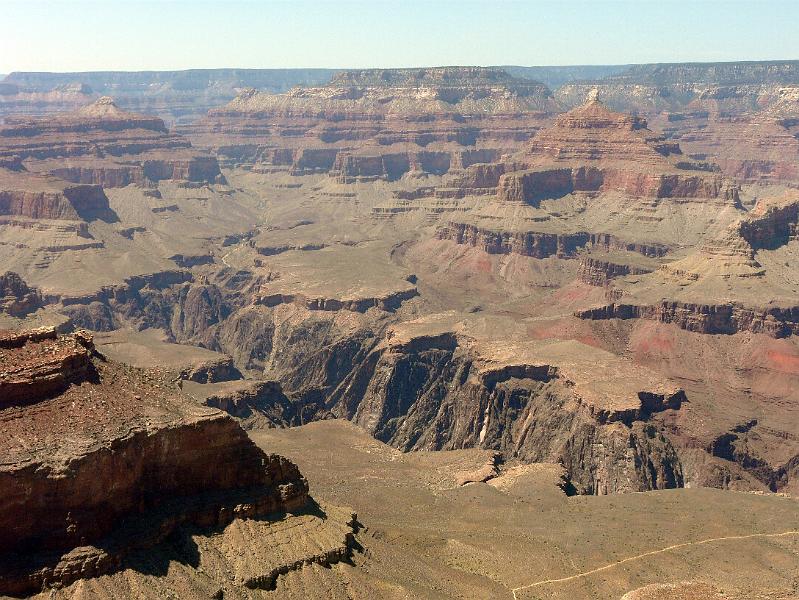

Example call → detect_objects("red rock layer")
0 329 309 595
576 302 799 337
437 222 669 259
0 327 92 406
47 155 224 188
185 67 559 180
0 97 224 186
442 97 741 206
0 176 111 220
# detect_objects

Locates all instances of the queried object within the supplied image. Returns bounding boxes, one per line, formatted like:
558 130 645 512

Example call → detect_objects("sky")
1 0 798 74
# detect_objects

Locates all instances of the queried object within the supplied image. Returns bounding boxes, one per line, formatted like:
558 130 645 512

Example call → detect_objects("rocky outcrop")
576 301 799 337
739 196 799 250
58 270 194 331
201 380 333 429
0 327 93 407
0 328 309 596
323 333 684 494
180 355 242 383
187 67 557 181
577 257 652 286
437 222 668 259
437 222 591 258
0 271 44 316
0 174 112 220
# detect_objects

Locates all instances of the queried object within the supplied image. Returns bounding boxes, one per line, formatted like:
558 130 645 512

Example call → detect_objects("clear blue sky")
1 0 797 73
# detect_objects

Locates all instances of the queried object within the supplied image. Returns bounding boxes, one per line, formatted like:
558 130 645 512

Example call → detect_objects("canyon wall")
0 328 310 595
576 301 799 337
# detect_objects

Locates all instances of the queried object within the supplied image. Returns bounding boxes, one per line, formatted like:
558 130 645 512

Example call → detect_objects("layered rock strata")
186 67 559 180
0 271 44 316
0 328 309 596
490 95 740 206
437 222 669 259
0 97 224 187
0 326 93 406
324 332 685 495
576 301 799 337
554 60 799 114
577 257 653 286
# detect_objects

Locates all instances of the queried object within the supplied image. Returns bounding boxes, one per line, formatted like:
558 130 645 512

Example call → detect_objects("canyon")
1 61 799 598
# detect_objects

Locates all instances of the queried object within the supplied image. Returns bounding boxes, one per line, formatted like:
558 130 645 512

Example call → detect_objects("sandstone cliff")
0 97 224 187
0 328 309 595
576 301 799 337
187 67 558 181
0 271 44 317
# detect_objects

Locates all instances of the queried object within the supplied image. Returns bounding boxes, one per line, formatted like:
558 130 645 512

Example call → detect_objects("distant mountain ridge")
3 60 799 124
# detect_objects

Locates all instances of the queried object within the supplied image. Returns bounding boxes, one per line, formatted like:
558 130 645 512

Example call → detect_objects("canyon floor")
254 420 799 600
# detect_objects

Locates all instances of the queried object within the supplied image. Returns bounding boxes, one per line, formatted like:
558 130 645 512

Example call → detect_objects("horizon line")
3 57 799 77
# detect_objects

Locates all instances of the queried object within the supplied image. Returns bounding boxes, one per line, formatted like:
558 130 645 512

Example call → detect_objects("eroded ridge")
0 328 309 596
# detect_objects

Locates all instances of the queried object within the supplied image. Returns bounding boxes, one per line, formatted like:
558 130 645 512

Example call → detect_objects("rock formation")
320 329 684 494
468 94 739 206
0 169 112 220
0 327 309 596
0 272 44 316
0 97 224 187
186 67 559 181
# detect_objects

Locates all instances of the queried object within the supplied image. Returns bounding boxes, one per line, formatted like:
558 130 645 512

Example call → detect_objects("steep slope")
0 96 224 187
186 67 559 182
0 327 311 596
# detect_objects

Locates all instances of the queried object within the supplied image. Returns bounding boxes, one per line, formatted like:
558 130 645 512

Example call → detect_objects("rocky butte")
186 66 560 182
0 96 225 188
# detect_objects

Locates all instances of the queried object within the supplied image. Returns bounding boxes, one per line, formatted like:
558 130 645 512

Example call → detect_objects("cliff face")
436 222 669 259
47 269 792 497
577 257 652 286
0 328 309 595
323 333 684 495
0 174 112 220
0 97 224 187
739 196 799 250
497 167 737 205
576 301 799 337
57 266 689 496
187 67 558 181
0 272 44 316
47 154 224 188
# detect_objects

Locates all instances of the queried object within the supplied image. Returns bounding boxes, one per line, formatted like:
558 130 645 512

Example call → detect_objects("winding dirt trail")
510 530 799 599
